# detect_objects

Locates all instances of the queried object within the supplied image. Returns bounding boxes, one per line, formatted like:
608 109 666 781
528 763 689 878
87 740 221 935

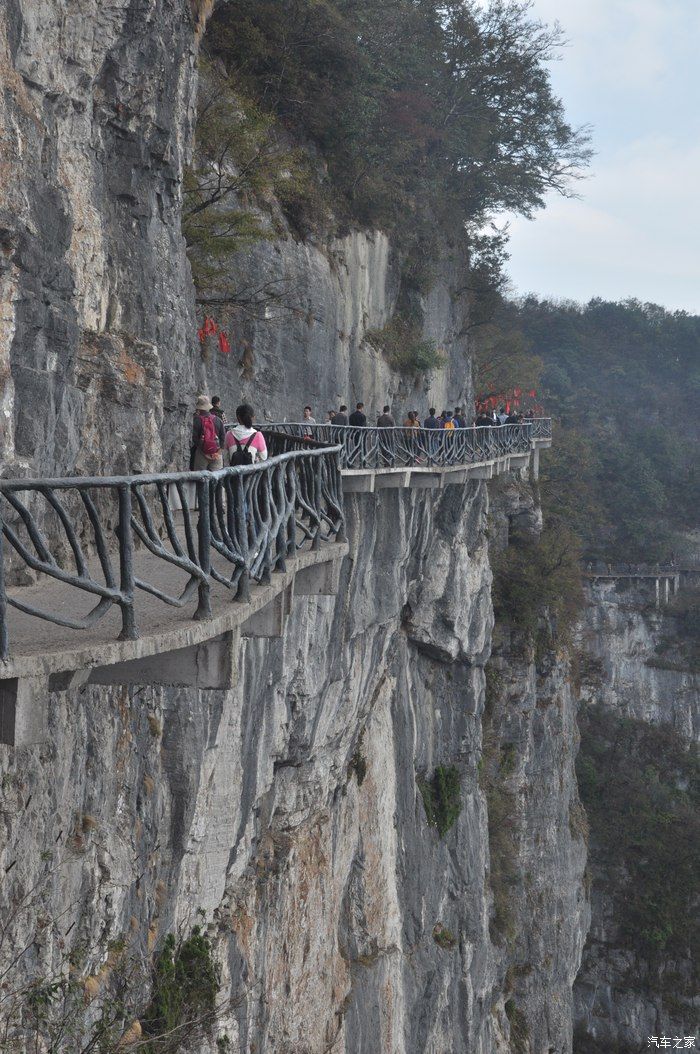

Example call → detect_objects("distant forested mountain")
483 296 700 562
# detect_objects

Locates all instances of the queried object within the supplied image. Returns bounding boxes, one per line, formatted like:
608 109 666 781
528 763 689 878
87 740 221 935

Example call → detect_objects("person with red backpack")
192 395 226 470
225 403 268 466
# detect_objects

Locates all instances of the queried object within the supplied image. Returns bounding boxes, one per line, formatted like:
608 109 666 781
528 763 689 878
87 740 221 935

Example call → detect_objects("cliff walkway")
269 417 552 488
584 565 700 607
0 421 549 746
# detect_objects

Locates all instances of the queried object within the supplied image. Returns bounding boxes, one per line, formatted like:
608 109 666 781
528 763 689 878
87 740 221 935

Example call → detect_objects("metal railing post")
235 474 251 602
195 477 213 619
0 507 8 661
117 484 138 641
312 456 323 549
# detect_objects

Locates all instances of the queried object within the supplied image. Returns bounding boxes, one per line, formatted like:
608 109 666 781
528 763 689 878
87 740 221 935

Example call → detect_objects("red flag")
514 387 522 397
528 389 537 398
203 316 218 337
218 331 231 355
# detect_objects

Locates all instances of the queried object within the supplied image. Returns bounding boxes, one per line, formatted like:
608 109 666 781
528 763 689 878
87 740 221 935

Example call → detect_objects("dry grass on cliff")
190 0 215 36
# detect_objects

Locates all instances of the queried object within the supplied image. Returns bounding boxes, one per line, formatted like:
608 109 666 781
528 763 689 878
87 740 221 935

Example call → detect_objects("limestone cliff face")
0 479 588 1053
0 0 201 478
199 229 473 425
0 6 588 1052
485 477 589 1054
577 578 699 740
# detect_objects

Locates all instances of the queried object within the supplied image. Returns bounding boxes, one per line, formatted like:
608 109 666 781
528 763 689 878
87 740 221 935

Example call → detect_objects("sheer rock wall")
0 481 588 1053
0 0 201 478
199 230 473 424
0 5 587 1051
577 578 699 740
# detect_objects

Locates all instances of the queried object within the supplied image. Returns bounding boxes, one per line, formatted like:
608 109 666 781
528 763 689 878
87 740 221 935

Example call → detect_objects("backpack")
229 431 257 466
443 419 455 430
200 414 220 459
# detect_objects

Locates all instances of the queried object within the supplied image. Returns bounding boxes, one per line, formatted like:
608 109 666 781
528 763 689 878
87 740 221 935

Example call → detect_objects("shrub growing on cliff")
432 923 458 951
365 316 445 376
491 525 583 643
184 57 320 311
0 917 226 1053
142 927 220 1050
418 765 462 837
504 998 529 1054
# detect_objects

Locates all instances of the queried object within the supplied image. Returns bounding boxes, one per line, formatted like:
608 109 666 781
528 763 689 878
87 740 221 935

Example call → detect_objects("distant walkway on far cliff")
584 565 700 608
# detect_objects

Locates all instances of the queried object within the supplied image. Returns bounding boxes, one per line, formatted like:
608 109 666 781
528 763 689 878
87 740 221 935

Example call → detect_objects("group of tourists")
191 395 267 472
319 402 532 429
190 394 535 471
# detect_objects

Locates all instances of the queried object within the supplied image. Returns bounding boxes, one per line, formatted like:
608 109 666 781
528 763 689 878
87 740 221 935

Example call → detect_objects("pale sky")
503 0 700 313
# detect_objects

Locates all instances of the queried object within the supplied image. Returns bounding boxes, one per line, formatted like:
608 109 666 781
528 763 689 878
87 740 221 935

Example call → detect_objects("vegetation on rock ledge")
365 316 445 376
418 765 462 837
491 525 583 645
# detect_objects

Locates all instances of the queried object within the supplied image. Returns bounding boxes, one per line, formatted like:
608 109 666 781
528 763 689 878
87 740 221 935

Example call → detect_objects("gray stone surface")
576 578 699 740
200 230 473 427
0 0 202 481
0 478 589 1052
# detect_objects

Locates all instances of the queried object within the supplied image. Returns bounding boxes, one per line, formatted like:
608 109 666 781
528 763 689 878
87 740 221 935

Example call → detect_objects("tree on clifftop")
191 0 591 255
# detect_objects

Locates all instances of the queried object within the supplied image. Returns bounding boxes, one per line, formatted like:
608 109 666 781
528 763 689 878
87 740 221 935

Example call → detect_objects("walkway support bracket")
0 676 46 747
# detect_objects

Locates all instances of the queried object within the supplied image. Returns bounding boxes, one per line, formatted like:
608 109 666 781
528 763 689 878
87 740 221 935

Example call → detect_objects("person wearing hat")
192 395 226 470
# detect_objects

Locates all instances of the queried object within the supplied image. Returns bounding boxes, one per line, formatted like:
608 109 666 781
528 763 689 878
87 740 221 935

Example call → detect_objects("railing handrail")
0 442 343 492
0 437 346 658
263 420 550 471
264 419 551 433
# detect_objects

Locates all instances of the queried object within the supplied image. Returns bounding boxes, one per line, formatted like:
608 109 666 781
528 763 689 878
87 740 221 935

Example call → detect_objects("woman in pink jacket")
225 403 268 465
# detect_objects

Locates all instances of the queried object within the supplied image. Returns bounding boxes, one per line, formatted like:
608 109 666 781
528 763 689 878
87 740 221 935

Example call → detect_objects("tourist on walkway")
475 410 495 427
442 411 455 430
424 408 440 429
453 407 466 427
302 405 316 439
192 395 226 470
403 410 420 460
377 405 395 427
211 396 226 422
349 402 367 426
225 403 268 465
496 406 509 425
334 405 349 425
